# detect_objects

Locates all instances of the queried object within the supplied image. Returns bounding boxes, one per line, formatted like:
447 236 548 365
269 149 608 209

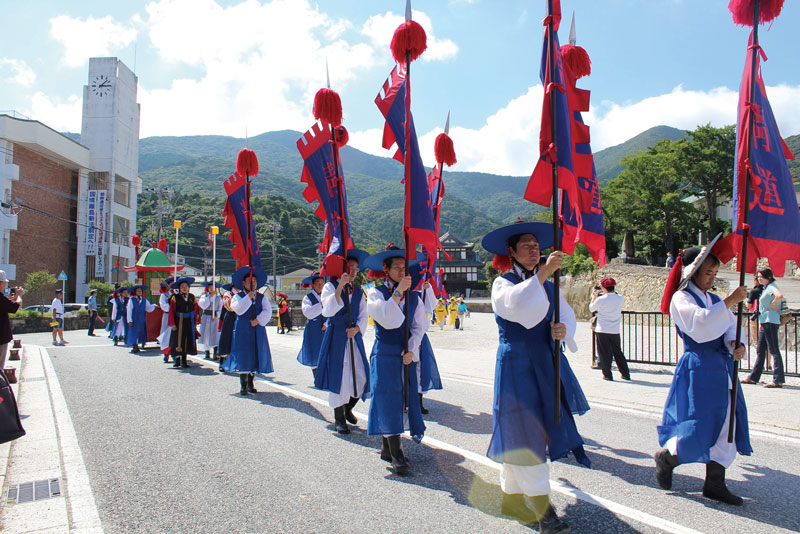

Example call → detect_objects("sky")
1 0 799 176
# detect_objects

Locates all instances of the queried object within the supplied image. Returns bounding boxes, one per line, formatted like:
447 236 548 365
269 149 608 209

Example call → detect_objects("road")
23 314 800 534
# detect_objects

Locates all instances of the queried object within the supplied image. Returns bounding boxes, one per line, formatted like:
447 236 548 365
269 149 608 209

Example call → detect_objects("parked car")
63 303 88 317
20 305 52 314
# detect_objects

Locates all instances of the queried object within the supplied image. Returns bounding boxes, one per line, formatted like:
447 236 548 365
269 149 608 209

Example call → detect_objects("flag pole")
729 0 760 444
173 220 181 283
546 0 562 425
211 226 218 320
403 47 412 411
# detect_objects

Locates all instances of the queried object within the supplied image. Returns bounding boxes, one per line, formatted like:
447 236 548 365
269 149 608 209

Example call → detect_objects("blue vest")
126 296 149 346
658 288 752 462
222 293 273 374
314 281 369 397
486 272 590 467
366 284 425 441
297 291 325 367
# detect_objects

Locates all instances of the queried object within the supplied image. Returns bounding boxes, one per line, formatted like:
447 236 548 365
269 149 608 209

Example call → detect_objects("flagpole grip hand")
723 286 748 309
551 321 567 341
537 251 564 284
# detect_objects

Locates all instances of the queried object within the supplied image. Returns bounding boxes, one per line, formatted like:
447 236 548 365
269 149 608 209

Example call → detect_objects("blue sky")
1 0 799 175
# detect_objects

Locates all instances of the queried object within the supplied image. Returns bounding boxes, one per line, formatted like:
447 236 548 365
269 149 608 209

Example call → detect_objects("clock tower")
78 58 140 298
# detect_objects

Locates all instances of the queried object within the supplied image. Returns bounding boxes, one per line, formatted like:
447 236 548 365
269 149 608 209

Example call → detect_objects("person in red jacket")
167 277 200 368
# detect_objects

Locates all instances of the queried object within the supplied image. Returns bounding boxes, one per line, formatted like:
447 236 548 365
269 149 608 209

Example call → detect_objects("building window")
113 215 130 246
111 256 127 284
88 172 109 190
114 175 131 207
85 256 96 284
461 251 466 259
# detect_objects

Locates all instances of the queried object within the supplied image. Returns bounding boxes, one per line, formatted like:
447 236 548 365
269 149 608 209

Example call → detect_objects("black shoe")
654 448 680 490
163 353 169 363
239 374 250 396
702 461 743 505
380 437 392 462
131 346 140 354
500 493 538 524
621 375 631 381
247 373 257 393
602 376 613 381
182 356 189 368
345 397 359 425
538 504 570 534
205 351 211 360
334 406 350 434
213 348 219 360
419 393 429 414
173 357 181 368
387 435 409 475
114 337 118 346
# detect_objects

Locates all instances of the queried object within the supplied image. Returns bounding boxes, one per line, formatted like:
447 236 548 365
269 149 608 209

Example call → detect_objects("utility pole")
271 222 281 296
146 187 172 242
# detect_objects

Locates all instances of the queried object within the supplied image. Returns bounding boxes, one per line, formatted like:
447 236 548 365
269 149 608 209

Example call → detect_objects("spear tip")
444 111 450 135
405 0 412 21
325 57 331 89
569 11 576 46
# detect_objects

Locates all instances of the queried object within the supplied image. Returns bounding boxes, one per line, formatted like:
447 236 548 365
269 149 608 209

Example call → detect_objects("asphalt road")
37 328 800 534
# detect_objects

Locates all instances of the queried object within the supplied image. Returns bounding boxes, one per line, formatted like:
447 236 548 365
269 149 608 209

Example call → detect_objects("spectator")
742 268 785 388
745 274 763 347
457 299 469 330
0 271 22 369
620 251 628 264
87 289 98 336
51 288 67 346
589 277 631 381
665 252 675 269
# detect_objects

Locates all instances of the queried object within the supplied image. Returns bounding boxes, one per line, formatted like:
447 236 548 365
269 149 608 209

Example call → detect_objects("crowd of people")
64 221 771 533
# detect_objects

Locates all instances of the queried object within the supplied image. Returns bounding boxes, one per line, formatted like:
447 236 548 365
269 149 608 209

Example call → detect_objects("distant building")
0 57 140 302
278 268 313 290
436 230 484 298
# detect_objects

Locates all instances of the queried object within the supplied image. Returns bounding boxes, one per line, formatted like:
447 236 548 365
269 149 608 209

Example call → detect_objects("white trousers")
328 338 367 408
500 463 551 497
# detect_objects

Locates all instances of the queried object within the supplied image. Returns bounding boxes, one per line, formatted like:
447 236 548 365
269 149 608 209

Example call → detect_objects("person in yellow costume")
434 298 447 330
448 297 459 328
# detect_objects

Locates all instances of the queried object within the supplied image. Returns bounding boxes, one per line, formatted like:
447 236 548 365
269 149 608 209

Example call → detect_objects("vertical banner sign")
86 190 98 255
95 190 107 277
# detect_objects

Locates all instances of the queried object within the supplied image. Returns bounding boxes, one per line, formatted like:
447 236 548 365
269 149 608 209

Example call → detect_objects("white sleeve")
559 292 578 353
215 296 223 314
356 292 368 334
145 299 157 312
670 291 733 343
367 287 406 330
491 275 549 329
159 294 170 312
302 294 322 320
127 299 134 322
111 301 118 319
256 294 271 326
422 286 437 314
198 293 211 310
231 293 252 316
588 294 602 313
321 282 344 318
408 294 428 361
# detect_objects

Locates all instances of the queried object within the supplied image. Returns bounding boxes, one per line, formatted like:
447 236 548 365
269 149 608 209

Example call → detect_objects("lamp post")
210 225 219 319
173 219 181 282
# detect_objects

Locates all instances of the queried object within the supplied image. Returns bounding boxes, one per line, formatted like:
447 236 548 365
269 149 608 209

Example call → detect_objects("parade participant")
409 264 443 416
0 272 22 369
589 277 630 381
222 266 273 395
126 285 156 353
87 289 98 336
481 221 588 531
277 297 292 334
198 282 223 359
217 283 238 371
157 277 175 362
314 250 370 434
434 297 447 330
363 246 427 476
110 287 130 346
167 277 199 368
51 288 67 346
447 297 458 328
656 238 751 505
105 283 120 330
297 272 326 380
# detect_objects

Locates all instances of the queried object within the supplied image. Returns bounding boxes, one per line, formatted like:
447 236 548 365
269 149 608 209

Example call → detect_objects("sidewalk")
0 339 102 533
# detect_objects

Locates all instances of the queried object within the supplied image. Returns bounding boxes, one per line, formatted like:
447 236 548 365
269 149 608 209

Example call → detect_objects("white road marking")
40 347 104 532
187 356 703 534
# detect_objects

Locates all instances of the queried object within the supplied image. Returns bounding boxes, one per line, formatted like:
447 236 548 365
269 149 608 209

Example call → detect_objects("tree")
25 270 57 305
678 124 736 238
603 139 700 263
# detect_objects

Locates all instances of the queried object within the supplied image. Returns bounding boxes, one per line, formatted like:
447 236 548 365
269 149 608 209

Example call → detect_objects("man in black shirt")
0 271 22 369
746 275 764 346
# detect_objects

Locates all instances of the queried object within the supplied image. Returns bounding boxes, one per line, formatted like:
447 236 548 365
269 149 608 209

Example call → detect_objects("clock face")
90 74 112 97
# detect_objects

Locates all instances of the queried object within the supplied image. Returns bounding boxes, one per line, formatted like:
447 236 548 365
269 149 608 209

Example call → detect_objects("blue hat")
201 281 216 288
301 271 323 286
160 277 175 288
232 266 267 290
221 283 234 291
119 286 132 293
170 277 195 290
481 221 560 256
345 249 370 266
363 249 421 273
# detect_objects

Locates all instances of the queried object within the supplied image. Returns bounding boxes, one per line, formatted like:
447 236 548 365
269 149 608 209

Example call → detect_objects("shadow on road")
422 398 493 435
232 388 329 423
584 437 652 461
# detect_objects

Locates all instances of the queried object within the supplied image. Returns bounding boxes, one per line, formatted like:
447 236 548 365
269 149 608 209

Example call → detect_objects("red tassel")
368 269 386 279
313 88 343 127
660 255 684 314
236 149 259 177
493 255 512 272
333 125 349 147
560 44 592 79
131 234 141 247
390 20 427 64
434 133 457 167
729 0 784 26
158 238 168 253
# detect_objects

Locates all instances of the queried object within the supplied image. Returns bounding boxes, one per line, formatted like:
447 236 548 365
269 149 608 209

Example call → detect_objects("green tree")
25 270 57 305
678 124 735 239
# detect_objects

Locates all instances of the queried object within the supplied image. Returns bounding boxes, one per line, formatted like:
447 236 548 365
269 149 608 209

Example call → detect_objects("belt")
177 312 195 319
202 309 214 316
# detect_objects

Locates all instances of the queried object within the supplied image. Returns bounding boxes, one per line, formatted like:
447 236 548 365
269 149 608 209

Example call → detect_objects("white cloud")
26 93 83 132
353 83 800 177
362 10 458 63
0 58 36 86
49 15 138 68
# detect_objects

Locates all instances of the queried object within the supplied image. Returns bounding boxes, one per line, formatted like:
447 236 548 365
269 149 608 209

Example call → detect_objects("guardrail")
591 311 799 377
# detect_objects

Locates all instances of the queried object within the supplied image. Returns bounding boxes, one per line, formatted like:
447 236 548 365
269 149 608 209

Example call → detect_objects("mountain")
594 125 687 185
785 133 800 183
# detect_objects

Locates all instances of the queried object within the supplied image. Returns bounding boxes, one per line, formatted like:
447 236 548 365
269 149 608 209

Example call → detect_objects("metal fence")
604 311 800 377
